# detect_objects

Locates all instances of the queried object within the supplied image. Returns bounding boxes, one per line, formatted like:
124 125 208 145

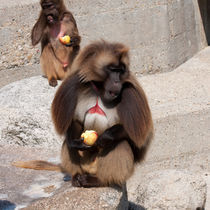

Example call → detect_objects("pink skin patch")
63 63 68 68
57 24 65 38
50 23 69 68
50 23 65 39
88 98 106 116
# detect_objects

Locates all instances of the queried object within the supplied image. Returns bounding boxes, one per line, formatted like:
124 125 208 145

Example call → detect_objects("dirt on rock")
0 64 42 88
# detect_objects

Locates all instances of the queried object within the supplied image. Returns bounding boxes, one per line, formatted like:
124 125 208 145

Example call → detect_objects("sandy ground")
0 64 41 88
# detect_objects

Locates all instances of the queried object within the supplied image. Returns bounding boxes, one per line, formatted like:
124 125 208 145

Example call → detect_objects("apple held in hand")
59 35 71 45
81 130 98 146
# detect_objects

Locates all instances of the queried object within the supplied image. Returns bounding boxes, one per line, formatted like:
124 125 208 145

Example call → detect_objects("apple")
81 130 98 146
59 35 71 45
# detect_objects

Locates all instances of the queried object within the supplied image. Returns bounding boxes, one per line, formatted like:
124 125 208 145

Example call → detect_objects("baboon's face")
41 0 62 24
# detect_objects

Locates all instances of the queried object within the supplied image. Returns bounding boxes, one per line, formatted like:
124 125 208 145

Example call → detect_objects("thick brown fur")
32 0 81 86
13 41 153 188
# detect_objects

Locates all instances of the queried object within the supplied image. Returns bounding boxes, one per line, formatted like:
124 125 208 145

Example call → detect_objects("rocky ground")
0 64 41 88
0 0 209 209
0 47 209 209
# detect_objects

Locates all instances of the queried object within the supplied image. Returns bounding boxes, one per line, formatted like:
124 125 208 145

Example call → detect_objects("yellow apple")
81 130 98 146
59 35 71 45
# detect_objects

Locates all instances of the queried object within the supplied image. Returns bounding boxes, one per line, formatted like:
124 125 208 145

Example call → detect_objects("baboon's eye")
42 2 54 9
106 63 126 74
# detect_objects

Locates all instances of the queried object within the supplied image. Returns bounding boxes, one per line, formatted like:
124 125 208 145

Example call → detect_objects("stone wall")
0 0 208 74
65 0 207 75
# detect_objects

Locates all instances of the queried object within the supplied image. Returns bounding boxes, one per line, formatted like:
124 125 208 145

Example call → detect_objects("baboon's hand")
96 124 128 148
67 138 93 151
97 132 114 148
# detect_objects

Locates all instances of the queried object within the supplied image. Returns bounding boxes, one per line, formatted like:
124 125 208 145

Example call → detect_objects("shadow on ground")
0 200 16 210
128 201 146 210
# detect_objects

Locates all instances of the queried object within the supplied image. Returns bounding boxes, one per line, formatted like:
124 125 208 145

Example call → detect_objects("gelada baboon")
13 41 153 187
32 0 81 86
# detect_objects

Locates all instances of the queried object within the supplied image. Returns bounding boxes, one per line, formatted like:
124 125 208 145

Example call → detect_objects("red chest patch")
88 98 106 116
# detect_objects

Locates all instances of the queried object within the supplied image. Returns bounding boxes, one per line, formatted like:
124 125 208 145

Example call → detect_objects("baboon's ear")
31 12 46 46
51 74 80 135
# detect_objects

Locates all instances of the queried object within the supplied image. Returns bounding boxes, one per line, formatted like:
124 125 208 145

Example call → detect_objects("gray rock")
0 76 62 149
130 169 207 210
23 184 128 210
0 145 62 208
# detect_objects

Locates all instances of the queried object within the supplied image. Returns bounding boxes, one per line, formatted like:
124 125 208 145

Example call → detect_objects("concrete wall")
65 0 207 75
0 0 208 74
198 0 210 45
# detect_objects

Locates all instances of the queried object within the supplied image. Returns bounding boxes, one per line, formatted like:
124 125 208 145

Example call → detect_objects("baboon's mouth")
47 15 55 23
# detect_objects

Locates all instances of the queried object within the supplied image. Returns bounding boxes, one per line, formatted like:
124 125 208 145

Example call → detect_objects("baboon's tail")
12 160 61 172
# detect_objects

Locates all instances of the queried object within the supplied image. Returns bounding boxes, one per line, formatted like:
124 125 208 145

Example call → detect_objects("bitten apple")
59 35 71 45
81 130 98 146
